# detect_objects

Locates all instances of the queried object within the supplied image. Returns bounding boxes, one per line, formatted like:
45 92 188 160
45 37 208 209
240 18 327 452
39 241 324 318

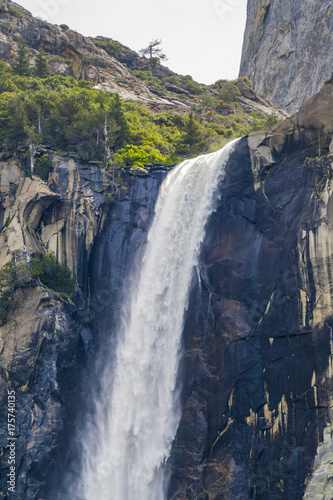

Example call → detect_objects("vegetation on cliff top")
0 42 279 172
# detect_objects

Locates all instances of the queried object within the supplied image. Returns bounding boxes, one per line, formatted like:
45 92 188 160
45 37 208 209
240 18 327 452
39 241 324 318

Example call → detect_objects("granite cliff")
240 0 333 113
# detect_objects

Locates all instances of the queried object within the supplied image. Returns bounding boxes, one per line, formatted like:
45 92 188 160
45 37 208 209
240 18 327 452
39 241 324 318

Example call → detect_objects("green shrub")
163 76 181 86
103 194 114 204
31 253 74 296
81 56 93 65
93 37 123 58
0 259 33 290
0 254 74 322
112 144 172 168
213 80 241 103
237 76 253 88
0 259 33 322
48 55 72 65
8 6 30 18
177 111 208 153
34 155 53 181
182 77 204 95
133 70 153 80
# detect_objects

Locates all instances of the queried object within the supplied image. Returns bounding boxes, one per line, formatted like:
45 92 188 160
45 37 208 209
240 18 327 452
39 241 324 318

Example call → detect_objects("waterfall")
75 139 239 500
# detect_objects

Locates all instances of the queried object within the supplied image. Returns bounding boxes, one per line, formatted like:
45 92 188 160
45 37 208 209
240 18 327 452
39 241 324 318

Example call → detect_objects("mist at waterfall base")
65 140 239 500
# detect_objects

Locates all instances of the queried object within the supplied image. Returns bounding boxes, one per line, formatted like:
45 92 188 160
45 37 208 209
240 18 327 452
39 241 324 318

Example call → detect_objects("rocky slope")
239 0 333 113
0 0 285 118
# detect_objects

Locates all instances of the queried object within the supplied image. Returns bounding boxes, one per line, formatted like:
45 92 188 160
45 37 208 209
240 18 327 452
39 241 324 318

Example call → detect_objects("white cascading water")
77 139 239 500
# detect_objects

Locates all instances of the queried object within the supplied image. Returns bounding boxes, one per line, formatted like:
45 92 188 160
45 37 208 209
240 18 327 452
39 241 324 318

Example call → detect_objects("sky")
18 0 248 85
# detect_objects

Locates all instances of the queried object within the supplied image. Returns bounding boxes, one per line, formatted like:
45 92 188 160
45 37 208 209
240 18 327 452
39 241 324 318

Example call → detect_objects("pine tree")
139 39 167 61
179 111 208 153
34 50 50 78
13 37 31 76
183 112 203 147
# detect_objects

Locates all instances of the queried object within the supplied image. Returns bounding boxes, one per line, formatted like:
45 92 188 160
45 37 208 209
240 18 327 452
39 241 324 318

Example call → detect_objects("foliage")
0 253 74 322
92 37 123 58
139 39 167 61
0 61 17 92
0 55 281 168
181 76 204 95
0 259 33 289
30 253 74 295
213 79 241 103
8 6 30 18
112 144 173 168
34 50 51 78
237 76 253 88
48 55 72 65
103 194 114 204
34 154 53 181
13 37 31 76
163 76 182 87
81 56 93 65
132 70 166 95
0 68 131 162
177 111 208 154
0 258 33 323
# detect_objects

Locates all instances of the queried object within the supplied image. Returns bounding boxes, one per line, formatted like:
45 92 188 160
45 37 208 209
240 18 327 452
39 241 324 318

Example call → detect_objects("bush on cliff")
34 155 53 181
0 259 34 323
112 144 174 168
0 259 34 290
30 253 74 296
0 254 74 322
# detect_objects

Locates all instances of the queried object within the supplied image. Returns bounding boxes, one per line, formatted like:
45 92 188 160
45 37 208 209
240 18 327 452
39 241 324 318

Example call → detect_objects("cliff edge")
239 0 333 113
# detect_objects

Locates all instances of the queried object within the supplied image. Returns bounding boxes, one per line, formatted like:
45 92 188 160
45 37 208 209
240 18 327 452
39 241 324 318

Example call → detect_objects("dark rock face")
167 82 333 498
239 0 333 113
0 287 82 500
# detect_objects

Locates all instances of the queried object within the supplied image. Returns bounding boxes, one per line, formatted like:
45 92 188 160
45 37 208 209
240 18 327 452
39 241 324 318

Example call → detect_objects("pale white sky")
18 0 247 85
